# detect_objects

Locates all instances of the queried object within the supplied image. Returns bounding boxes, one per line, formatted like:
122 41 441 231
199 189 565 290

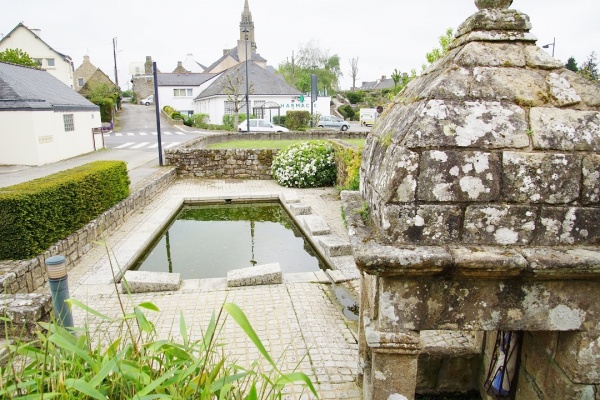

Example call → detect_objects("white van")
360 108 377 127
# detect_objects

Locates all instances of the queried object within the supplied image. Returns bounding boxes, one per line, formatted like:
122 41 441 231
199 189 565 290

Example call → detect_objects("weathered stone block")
530 108 600 151
121 271 181 293
555 330 600 383
380 204 462 245
524 45 565 70
296 215 330 236
368 145 419 204
533 208 600 246
317 235 352 258
471 67 548 106
463 205 536 245
547 72 582 106
227 262 282 287
456 9 532 37
521 331 597 399
448 246 528 277
559 70 600 107
403 100 529 149
417 150 501 202
582 155 600 204
502 152 581 204
454 42 526 68
287 203 311 216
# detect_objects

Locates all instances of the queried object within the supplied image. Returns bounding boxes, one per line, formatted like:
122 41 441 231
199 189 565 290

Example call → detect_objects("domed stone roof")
360 1 600 251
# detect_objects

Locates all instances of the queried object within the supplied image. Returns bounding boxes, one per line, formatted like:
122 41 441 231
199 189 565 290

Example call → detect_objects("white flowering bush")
272 141 336 188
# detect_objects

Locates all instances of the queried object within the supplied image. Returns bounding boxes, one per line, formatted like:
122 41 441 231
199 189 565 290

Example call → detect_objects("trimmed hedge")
332 142 363 191
0 161 130 260
285 111 311 131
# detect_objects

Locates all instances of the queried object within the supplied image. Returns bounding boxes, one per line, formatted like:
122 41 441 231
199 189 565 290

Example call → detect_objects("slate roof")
157 73 216 87
360 78 395 90
194 61 301 100
204 46 266 73
0 61 98 111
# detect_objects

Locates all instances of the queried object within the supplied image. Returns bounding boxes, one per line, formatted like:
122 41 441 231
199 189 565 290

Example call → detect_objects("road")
103 103 205 153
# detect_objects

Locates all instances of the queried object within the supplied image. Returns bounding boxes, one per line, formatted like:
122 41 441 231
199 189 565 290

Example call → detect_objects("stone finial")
475 0 513 9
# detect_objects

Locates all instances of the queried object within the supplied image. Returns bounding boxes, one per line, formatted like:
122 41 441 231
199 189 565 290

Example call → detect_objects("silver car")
317 115 350 131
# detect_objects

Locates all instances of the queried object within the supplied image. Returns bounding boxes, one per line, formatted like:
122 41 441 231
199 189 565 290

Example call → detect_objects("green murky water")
131 202 327 279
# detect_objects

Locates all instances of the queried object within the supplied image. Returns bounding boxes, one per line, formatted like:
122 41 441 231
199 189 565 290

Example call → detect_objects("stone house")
74 55 117 95
0 23 74 89
0 61 102 166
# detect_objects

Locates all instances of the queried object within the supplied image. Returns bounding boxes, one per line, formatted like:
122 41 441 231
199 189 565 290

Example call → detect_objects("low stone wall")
0 167 177 295
165 131 368 180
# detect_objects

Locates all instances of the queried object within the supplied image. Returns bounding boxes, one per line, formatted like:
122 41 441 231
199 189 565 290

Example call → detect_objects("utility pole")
112 37 119 89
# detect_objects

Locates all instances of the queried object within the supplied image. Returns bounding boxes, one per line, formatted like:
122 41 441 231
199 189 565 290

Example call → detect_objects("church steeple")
239 0 257 51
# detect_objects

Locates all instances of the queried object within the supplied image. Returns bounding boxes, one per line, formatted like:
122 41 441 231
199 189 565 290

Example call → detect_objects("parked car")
140 95 154 106
317 115 350 131
238 119 289 132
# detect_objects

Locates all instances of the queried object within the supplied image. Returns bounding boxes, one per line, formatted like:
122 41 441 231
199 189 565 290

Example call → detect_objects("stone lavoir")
342 0 600 399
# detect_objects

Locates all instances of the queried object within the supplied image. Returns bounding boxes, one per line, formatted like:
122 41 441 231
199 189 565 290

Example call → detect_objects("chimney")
177 61 183 67
83 55 90 63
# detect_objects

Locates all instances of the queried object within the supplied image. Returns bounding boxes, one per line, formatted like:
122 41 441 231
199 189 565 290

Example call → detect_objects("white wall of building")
157 86 200 116
193 95 331 125
0 110 101 166
0 27 74 88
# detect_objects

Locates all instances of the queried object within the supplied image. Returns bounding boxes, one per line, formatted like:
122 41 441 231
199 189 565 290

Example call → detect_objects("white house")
193 61 330 124
0 23 75 89
0 61 102 166
156 73 215 116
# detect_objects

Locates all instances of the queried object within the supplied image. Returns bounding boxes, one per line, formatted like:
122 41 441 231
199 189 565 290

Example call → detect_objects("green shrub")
272 141 336 188
190 113 209 127
337 104 355 120
346 91 365 104
0 161 130 260
170 112 183 120
285 111 311 130
272 115 286 126
222 114 253 130
163 105 175 115
332 143 363 191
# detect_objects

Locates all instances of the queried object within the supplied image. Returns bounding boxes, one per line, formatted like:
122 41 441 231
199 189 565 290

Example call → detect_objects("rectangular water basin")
131 201 328 279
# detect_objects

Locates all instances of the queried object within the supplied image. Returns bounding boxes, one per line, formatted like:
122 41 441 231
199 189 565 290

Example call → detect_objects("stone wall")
165 131 368 180
0 168 177 295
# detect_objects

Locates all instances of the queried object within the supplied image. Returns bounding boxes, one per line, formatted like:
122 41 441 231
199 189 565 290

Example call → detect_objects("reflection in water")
133 203 326 279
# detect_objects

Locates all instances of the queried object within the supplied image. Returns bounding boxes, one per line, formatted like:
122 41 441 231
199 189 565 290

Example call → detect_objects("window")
46 58 55 67
77 78 84 87
63 114 74 132
173 88 193 97
224 101 235 115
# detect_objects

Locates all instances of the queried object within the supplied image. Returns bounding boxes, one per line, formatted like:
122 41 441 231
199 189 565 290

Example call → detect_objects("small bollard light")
45 255 74 328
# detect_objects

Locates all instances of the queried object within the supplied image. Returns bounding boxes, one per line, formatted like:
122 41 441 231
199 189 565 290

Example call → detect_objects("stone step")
288 203 312 216
121 271 181 293
227 262 283 287
317 235 353 257
296 215 331 236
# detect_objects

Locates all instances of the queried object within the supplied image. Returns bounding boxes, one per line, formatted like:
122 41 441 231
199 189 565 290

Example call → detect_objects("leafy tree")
349 57 359 91
277 40 342 95
0 48 39 67
424 28 454 69
565 56 579 72
85 82 119 123
578 52 598 82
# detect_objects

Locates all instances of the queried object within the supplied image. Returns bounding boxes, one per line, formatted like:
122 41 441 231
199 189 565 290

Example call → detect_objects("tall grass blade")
179 311 188 347
278 372 319 397
64 378 107 400
67 298 113 320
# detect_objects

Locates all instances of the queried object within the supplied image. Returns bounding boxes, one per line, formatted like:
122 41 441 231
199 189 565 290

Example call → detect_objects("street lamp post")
243 28 250 133
542 37 556 57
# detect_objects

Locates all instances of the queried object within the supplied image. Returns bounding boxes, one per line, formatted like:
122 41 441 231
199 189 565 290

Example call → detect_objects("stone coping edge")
341 190 600 280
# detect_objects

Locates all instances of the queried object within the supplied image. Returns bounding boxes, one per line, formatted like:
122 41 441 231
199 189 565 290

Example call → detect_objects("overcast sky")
1 0 598 90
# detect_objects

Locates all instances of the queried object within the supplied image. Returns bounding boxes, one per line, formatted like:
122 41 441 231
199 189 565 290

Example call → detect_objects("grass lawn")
206 138 366 149
342 138 366 147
